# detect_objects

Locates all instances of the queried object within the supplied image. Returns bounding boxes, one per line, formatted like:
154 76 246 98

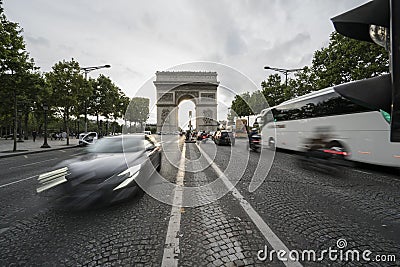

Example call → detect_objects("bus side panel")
264 111 400 167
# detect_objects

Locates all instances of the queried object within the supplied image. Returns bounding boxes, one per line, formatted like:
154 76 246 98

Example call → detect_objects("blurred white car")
78 132 98 146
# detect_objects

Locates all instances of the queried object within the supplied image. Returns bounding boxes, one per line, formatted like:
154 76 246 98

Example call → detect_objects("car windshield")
87 137 145 153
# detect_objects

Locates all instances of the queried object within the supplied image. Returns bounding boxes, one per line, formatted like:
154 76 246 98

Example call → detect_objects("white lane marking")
24 155 28 159
60 150 66 153
70 153 84 157
161 144 186 267
197 144 303 267
0 227 9 235
353 169 372 175
9 158 58 169
0 175 37 188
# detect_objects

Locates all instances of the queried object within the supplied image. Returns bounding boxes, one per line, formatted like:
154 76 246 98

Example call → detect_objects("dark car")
214 130 235 146
37 134 162 209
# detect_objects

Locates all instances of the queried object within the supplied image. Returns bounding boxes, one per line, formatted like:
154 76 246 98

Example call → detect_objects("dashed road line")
161 143 186 267
197 144 303 267
60 150 66 153
9 158 58 169
24 155 28 158
70 152 84 157
0 175 37 189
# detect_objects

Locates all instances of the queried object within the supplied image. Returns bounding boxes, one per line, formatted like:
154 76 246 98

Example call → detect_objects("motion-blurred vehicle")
299 143 350 174
37 134 162 209
209 131 216 140
259 87 400 167
78 132 98 146
214 130 234 146
185 130 196 143
197 131 208 141
248 135 261 152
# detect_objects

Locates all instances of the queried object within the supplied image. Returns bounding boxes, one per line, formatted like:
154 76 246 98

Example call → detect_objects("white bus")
259 87 400 167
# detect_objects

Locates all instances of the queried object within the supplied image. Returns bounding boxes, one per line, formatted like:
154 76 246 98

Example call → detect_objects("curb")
0 145 80 159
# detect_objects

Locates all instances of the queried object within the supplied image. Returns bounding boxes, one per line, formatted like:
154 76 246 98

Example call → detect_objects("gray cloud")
25 35 50 47
3 0 369 123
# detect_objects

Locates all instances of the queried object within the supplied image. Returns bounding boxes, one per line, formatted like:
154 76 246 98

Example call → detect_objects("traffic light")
331 0 400 142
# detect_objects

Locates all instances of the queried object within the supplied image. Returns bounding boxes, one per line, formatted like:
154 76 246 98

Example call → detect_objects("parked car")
37 134 162 209
214 130 235 146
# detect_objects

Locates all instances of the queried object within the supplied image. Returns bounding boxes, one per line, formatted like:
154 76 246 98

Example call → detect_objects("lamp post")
188 110 193 132
41 104 51 148
264 66 304 87
80 64 111 133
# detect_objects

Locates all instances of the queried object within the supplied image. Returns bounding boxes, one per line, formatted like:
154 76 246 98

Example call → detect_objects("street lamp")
80 64 111 133
264 66 304 87
188 110 192 131
41 104 51 148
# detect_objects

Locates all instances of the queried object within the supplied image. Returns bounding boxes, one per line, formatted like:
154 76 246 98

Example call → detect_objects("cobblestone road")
0 136 399 266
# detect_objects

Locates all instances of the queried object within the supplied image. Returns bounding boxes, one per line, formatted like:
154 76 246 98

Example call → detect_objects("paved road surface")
0 136 399 266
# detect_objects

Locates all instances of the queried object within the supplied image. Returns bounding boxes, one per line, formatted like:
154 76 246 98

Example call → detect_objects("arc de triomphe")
154 71 219 133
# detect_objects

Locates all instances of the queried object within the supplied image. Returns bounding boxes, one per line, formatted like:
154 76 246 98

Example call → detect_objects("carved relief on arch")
161 109 170 124
158 93 174 103
202 109 213 125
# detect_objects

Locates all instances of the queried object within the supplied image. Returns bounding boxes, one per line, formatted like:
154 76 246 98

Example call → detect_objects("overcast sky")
3 0 367 126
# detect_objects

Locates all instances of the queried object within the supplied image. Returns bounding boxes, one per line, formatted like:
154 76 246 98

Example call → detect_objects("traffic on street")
0 134 399 266
1 0 400 266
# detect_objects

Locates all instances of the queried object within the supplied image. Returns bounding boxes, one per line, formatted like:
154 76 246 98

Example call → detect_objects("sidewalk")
0 137 80 158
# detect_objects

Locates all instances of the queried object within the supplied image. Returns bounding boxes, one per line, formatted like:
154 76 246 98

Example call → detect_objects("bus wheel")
268 137 276 150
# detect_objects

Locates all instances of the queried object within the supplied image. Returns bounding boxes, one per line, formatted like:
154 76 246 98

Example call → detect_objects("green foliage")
125 97 150 124
233 31 390 116
261 74 292 107
0 1 38 146
231 92 252 118
311 32 389 89
45 59 85 113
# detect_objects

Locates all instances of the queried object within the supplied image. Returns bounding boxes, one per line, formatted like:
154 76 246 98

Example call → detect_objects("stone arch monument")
154 71 219 133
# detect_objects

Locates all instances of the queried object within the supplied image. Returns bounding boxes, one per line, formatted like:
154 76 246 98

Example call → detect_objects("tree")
261 74 291 107
231 92 252 118
0 1 36 151
125 97 149 133
310 31 389 90
256 31 389 110
45 59 86 145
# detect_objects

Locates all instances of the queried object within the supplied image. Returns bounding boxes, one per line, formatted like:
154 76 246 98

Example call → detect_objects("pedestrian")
62 131 67 141
32 130 37 142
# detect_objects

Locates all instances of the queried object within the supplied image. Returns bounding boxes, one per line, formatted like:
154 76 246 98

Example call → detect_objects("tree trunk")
66 108 70 146
24 112 29 140
13 91 17 152
96 113 99 133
